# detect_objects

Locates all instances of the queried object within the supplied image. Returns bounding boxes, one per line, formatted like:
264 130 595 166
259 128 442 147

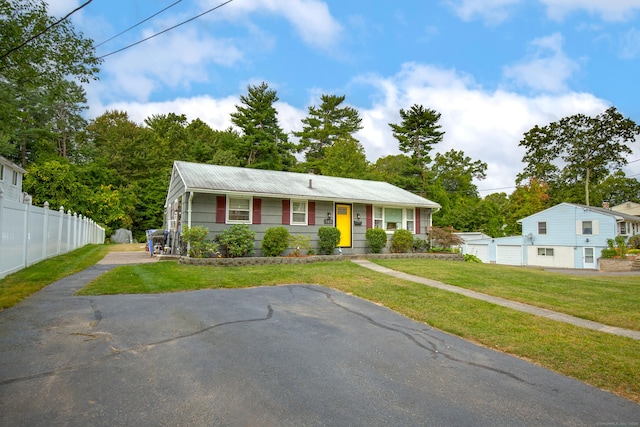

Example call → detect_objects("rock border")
179 252 464 267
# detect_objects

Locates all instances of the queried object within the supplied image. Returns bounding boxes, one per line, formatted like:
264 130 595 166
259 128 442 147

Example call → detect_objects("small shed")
0 156 27 203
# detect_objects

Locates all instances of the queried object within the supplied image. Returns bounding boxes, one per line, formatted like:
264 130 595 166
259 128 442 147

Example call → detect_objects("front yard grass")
371 258 640 331
77 260 640 403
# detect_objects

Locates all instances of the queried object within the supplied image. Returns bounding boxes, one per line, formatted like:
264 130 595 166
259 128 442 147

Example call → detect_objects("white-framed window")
582 220 593 235
537 248 554 256
537 222 547 235
618 222 628 236
12 170 18 186
0 164 4 181
227 196 252 223
291 200 307 225
373 206 416 233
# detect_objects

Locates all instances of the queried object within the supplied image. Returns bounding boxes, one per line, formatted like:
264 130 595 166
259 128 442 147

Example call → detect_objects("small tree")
262 227 290 257
429 226 463 251
217 224 256 257
289 234 312 257
365 228 387 254
318 227 341 255
390 229 414 253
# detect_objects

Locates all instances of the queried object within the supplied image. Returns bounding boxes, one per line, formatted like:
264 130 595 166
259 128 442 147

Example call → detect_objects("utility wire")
95 0 183 48
98 0 235 59
0 0 93 62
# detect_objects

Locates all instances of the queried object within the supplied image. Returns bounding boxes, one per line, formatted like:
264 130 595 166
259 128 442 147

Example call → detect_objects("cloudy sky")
48 0 640 196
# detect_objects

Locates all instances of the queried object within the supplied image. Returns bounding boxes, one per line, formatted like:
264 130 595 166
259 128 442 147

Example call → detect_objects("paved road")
0 261 639 426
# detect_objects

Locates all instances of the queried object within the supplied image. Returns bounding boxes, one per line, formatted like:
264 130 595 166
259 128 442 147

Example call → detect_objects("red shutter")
415 208 421 234
282 200 290 225
308 201 316 225
366 204 373 229
253 198 262 224
216 196 226 223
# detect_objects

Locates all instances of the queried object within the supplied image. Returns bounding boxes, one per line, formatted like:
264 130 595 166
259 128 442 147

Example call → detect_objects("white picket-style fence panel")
0 189 105 279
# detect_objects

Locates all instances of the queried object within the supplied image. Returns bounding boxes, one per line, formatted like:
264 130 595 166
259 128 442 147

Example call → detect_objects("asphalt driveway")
1 265 639 426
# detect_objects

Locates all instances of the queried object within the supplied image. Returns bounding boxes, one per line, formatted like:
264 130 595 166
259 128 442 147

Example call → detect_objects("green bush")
289 234 312 257
318 227 341 255
181 225 219 258
413 237 429 253
615 235 628 257
390 229 414 253
262 227 290 257
464 254 482 263
365 228 387 253
600 248 618 259
628 235 640 250
217 224 256 258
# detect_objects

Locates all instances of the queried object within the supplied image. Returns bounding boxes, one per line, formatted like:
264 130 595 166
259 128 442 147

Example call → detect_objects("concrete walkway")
351 259 640 341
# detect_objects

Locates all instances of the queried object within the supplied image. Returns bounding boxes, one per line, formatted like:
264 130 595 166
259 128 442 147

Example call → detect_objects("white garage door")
496 245 522 266
466 244 489 263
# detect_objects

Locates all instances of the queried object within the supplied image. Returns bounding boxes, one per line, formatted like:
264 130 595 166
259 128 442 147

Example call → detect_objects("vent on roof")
309 179 312 189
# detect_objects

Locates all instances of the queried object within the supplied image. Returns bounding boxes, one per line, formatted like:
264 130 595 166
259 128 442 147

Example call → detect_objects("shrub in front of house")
262 227 290 257
628 235 640 250
217 224 256 258
412 237 429 253
464 254 482 263
289 234 312 256
390 229 414 253
365 228 387 253
318 226 341 255
181 225 219 258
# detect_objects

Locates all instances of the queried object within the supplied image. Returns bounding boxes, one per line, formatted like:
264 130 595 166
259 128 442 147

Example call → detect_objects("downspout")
186 191 194 255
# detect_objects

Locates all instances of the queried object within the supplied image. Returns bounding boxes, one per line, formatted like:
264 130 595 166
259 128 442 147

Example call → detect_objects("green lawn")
0 244 110 310
77 260 640 403
371 258 640 331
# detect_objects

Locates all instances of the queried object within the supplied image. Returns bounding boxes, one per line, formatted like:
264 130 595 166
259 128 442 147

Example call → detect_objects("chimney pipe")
308 179 312 188
602 201 610 210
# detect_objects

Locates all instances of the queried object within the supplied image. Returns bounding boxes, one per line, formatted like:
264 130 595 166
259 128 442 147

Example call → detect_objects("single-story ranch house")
464 202 640 270
164 161 441 256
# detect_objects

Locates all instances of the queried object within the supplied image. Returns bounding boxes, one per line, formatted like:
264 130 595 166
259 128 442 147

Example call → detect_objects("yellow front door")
335 204 352 247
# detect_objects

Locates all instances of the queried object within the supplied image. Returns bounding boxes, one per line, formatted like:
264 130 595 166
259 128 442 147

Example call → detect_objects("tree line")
2 0 639 240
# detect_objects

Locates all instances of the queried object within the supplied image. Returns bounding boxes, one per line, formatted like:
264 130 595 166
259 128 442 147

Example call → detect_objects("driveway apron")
0 260 639 426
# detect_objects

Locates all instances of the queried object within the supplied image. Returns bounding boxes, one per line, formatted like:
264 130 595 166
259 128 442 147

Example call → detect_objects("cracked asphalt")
1 263 639 426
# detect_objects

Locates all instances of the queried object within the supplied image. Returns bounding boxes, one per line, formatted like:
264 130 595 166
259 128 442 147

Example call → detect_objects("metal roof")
174 161 440 208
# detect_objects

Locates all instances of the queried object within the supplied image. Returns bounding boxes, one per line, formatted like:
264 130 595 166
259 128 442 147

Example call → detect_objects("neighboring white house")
164 161 441 256
463 202 640 269
0 156 26 202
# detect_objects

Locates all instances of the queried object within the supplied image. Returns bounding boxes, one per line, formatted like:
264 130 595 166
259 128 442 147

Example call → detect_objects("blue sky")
49 0 640 195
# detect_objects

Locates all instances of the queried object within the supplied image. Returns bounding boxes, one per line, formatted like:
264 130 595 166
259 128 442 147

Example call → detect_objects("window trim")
372 206 416 234
537 247 554 256
537 221 547 235
290 199 308 225
226 195 252 224
582 220 593 236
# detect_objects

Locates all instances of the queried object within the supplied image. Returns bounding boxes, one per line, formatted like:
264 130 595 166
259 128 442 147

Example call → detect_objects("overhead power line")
95 0 183 48
98 0 235 59
0 0 93 62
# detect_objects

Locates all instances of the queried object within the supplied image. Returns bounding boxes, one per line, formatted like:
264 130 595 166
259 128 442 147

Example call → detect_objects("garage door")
496 245 522 266
466 244 489 263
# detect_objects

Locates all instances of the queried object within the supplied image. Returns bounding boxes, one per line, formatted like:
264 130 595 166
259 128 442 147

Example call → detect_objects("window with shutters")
582 221 593 235
291 200 307 225
227 196 252 223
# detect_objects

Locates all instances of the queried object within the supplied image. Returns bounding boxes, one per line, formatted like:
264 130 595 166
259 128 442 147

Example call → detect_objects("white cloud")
445 0 524 24
541 0 640 21
201 0 343 51
620 27 640 59
502 33 579 93
352 62 608 195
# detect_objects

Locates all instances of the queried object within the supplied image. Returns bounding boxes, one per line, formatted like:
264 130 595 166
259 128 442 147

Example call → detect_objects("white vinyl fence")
0 189 105 279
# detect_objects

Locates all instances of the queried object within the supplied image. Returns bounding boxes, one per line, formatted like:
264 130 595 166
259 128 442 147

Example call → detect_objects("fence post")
0 188 4 255
57 206 64 256
23 194 32 268
66 210 72 254
43 201 49 260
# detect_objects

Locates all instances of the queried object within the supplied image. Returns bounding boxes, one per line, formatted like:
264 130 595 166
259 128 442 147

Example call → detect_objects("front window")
373 206 416 233
291 200 307 225
537 248 554 256
582 221 593 235
538 222 547 235
618 222 628 236
227 196 251 223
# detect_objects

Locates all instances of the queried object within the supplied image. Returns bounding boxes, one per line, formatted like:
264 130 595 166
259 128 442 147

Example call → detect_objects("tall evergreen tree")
294 94 363 173
389 104 444 171
230 82 295 170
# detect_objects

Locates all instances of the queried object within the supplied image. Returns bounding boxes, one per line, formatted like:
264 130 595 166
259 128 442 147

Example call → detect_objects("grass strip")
78 260 640 403
372 258 640 331
0 244 110 310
